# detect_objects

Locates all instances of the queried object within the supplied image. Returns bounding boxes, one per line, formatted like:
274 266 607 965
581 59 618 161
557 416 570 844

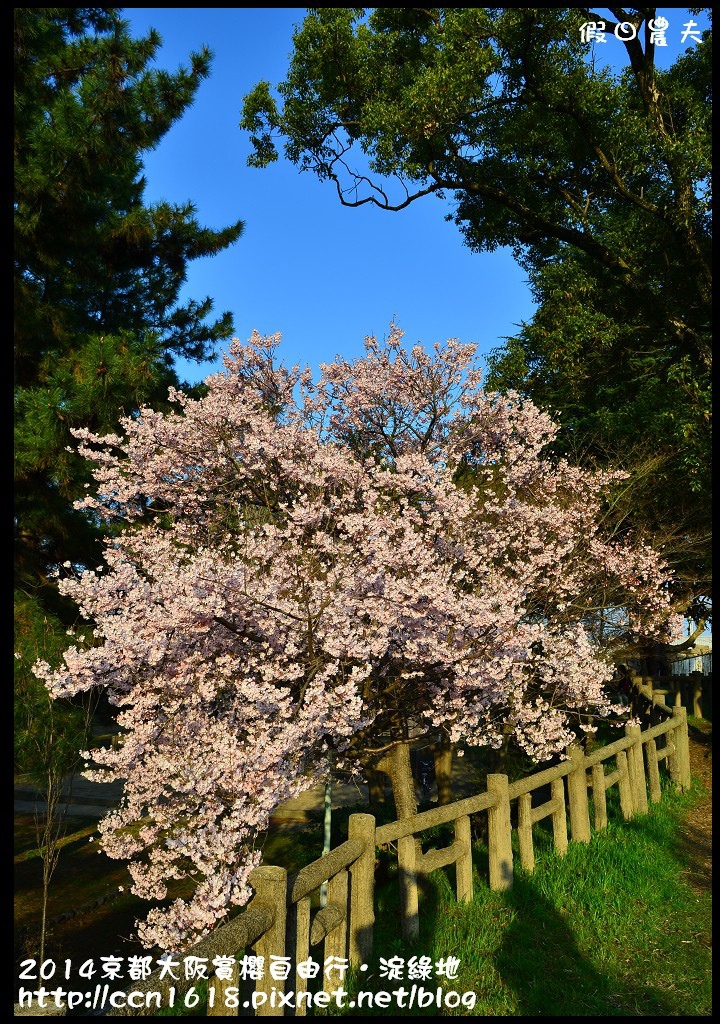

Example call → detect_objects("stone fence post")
486 774 513 890
566 744 591 842
671 706 692 790
251 866 288 1016
348 813 376 965
624 724 648 814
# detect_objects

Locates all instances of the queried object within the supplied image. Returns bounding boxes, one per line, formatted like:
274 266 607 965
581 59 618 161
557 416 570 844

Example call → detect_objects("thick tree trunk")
372 741 418 819
365 767 387 809
372 741 421 941
431 733 455 805
494 722 515 774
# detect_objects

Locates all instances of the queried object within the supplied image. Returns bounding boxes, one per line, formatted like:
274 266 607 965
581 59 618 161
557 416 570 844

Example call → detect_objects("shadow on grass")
493 872 682 1016
688 719 713 744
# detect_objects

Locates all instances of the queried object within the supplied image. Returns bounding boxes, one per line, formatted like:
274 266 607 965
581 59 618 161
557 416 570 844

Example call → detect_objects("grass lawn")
15 726 711 1016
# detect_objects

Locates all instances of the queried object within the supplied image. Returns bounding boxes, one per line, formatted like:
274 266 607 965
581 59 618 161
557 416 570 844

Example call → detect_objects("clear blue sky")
123 8 710 385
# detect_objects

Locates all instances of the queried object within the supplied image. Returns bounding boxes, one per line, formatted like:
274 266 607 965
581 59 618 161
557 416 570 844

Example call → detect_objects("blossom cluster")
36 327 680 949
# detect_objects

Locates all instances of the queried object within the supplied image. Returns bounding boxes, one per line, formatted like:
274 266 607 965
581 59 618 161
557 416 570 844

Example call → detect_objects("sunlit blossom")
36 329 678 949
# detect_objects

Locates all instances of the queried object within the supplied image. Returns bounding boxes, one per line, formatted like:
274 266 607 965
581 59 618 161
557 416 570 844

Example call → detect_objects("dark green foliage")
14 591 92 778
485 245 712 618
241 7 711 619
15 8 244 589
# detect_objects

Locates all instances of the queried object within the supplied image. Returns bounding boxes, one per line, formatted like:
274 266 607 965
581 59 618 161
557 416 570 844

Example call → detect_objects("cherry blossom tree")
36 327 681 950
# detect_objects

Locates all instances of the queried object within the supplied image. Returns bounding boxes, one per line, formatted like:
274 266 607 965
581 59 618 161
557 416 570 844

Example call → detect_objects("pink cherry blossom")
36 327 680 950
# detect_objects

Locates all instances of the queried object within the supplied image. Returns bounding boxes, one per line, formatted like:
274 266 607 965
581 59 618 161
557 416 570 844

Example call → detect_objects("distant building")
668 642 712 677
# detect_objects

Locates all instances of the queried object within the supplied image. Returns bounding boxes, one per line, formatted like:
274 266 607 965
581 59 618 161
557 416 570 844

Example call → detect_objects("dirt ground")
677 720 712 893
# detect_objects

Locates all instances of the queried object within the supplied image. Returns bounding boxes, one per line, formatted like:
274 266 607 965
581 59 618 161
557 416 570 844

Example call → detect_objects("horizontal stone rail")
104 866 285 1017
507 758 573 797
628 671 710 719
416 837 469 874
375 789 496 844
289 838 364 903
309 902 345 945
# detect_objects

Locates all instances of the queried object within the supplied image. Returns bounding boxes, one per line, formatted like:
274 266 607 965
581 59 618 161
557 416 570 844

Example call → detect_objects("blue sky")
123 8 710 385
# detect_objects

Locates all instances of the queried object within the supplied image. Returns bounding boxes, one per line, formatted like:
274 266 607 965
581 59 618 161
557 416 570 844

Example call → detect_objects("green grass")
17 717 710 1017
315 779 711 1017
151 770 710 1018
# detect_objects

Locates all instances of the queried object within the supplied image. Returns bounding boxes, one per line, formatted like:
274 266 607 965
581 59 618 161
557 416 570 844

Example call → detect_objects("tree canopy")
37 330 681 949
241 7 712 618
14 8 245 596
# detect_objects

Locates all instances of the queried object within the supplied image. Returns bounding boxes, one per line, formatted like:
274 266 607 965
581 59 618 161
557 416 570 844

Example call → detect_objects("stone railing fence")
105 699 691 1017
627 670 711 720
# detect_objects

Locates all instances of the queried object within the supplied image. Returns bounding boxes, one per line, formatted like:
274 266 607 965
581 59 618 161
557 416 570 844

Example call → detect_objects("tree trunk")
372 741 421 941
431 733 455 805
494 722 515 774
365 767 387 810
372 741 418 819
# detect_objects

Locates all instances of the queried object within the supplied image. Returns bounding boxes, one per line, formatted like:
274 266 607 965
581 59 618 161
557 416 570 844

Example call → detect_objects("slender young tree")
15 594 95 961
37 329 682 950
